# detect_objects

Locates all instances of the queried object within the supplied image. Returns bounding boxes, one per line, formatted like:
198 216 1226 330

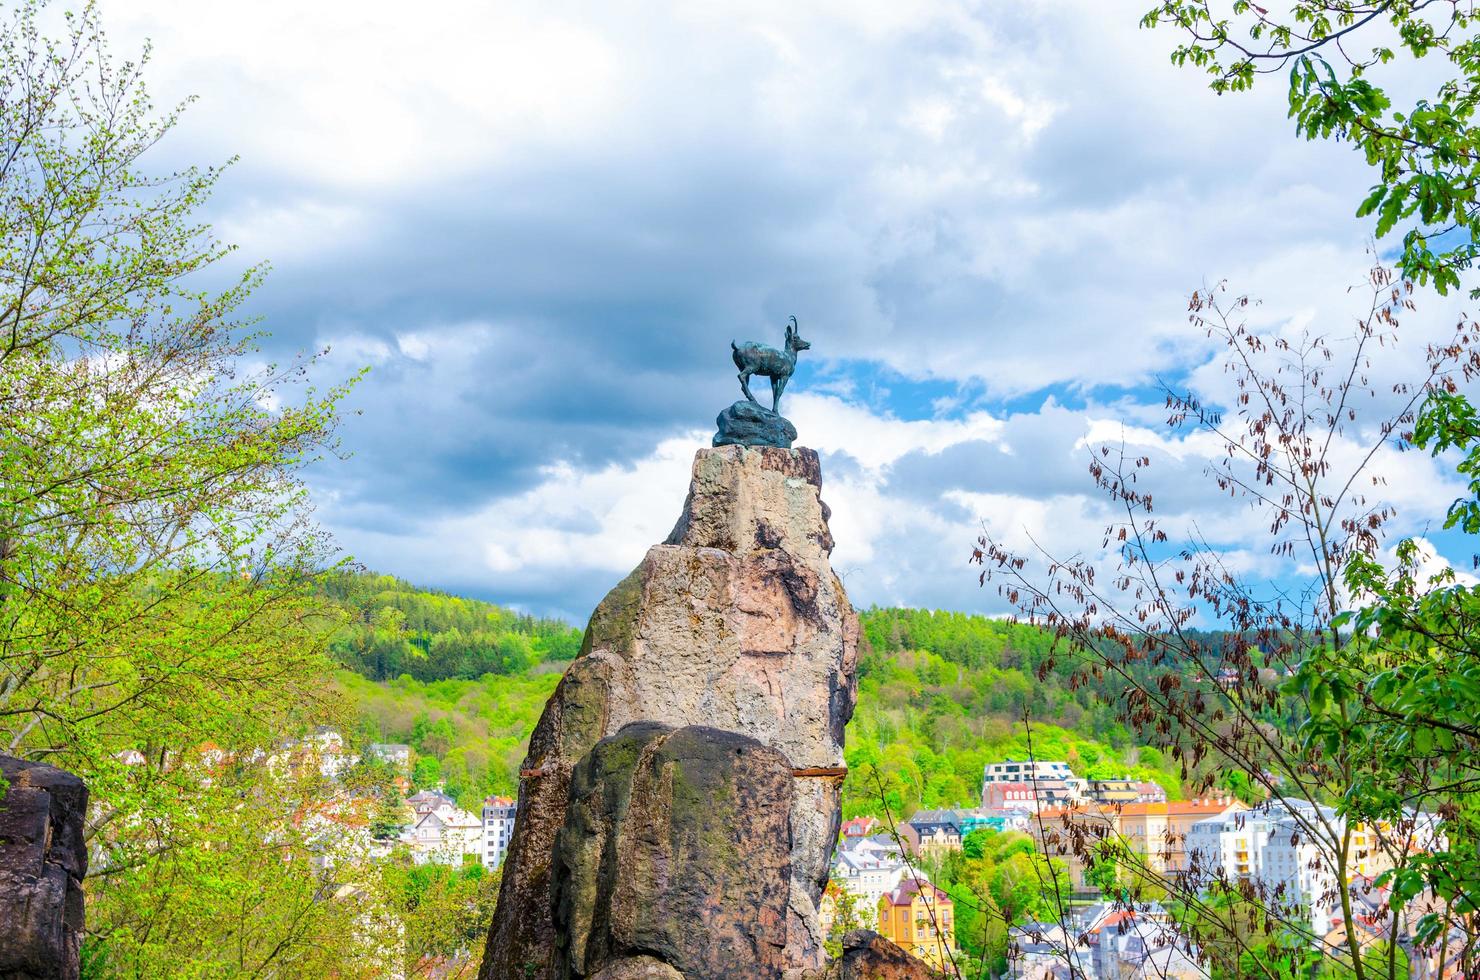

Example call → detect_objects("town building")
980 758 1092 812
1087 778 1140 807
306 726 356 780
833 835 912 912
840 815 880 838
407 788 457 818
1009 903 1205 980
1259 804 1346 935
952 807 1032 835
1088 779 1168 806
877 878 957 973
367 743 412 771
1099 932 1205 980
1111 798 1247 876
482 795 516 869
1187 800 1416 936
1033 797 1247 887
1185 807 1275 883
404 790 482 865
906 809 962 855
269 726 358 781
1132 782 1169 804
1081 904 1205 980
982 758 1078 786
984 778 1081 813
1009 920 1093 980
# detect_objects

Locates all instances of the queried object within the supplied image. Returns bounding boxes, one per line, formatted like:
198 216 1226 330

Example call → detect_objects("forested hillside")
322 574 1186 813
322 572 583 679
842 608 1183 816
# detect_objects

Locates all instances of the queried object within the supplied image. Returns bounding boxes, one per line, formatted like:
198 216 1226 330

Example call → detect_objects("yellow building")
877 878 956 973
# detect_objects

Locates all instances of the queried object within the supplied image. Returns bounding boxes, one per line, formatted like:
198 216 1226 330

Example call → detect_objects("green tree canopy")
1146 0 1480 295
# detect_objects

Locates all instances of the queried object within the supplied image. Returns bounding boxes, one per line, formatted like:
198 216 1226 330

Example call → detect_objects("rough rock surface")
587 957 684 980
554 723 792 979
0 755 89 980
480 446 859 979
713 400 798 448
824 931 942 980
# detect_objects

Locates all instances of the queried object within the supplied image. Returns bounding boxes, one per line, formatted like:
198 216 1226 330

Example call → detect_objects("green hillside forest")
325 574 1186 813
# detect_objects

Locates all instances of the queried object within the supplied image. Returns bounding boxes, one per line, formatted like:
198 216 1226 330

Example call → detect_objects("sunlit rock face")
480 445 860 980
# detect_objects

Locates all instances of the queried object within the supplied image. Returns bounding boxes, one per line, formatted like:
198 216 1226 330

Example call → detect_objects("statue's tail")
731 339 738 352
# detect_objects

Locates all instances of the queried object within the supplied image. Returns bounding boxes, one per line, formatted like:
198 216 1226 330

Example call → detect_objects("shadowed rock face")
554 723 792 980
0 756 89 980
480 446 859 979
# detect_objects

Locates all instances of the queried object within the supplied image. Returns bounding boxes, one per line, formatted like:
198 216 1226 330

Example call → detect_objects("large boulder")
481 446 859 979
826 931 944 980
0 756 89 980
553 723 793 979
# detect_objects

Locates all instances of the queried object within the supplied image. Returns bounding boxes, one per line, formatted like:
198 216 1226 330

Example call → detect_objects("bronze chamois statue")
732 316 810 414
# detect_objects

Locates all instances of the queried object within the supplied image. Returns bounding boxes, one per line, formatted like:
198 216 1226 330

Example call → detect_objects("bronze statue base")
713 400 797 449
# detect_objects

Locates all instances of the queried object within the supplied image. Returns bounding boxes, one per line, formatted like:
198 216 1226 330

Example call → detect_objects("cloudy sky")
108 0 1476 622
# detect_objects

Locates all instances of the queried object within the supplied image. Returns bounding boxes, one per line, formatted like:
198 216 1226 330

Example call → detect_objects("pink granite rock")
480 446 859 979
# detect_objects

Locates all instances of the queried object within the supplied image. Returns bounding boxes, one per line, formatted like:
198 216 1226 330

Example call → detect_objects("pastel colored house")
877 878 957 973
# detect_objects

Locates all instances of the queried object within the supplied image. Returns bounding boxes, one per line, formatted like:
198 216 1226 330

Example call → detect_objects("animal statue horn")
731 316 810 414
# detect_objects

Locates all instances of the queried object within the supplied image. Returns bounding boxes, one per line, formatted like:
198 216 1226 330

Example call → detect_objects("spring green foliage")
379 862 500 977
0 2 395 975
821 885 869 959
319 573 580 808
322 572 582 681
325 591 1188 816
929 828 1071 977
1143 1 1480 296
339 670 561 808
83 760 381 978
843 609 1185 818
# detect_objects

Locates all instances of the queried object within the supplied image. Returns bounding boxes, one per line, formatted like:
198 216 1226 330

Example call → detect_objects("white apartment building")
833 836 911 913
1188 801 1404 937
367 743 412 772
1260 807 1342 935
982 758 1077 784
482 796 517 869
1185 809 1276 883
981 758 1089 808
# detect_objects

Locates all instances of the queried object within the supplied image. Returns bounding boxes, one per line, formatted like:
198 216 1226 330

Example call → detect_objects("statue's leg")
739 371 758 404
771 375 785 413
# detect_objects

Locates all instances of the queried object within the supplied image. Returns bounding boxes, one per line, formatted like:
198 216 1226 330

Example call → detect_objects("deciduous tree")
0 1 377 972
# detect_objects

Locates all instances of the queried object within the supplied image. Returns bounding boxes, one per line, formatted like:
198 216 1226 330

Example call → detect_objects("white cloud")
788 393 1006 471
113 1 624 188
91 0 1480 615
